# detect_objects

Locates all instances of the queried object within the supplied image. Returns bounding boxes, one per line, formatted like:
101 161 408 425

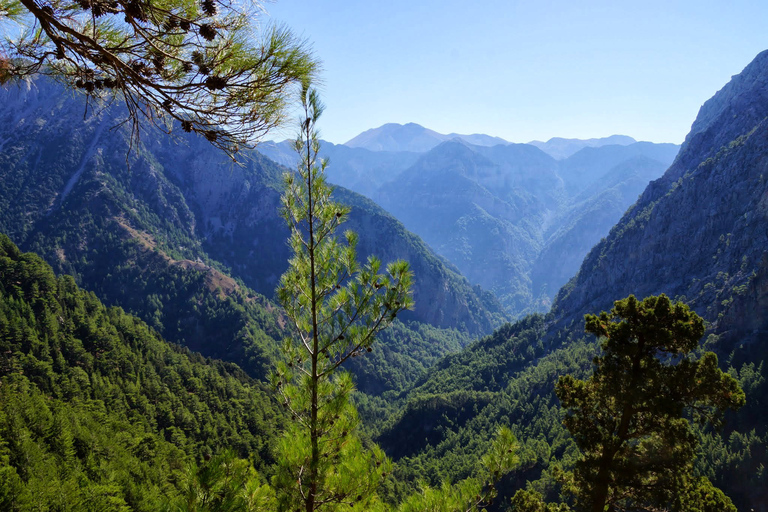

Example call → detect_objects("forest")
2 0 768 511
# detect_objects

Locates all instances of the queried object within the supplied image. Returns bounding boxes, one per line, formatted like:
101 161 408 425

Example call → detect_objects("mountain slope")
0 234 282 510
552 50 768 332
557 141 681 196
375 140 561 312
531 155 673 297
344 122 509 152
0 76 506 394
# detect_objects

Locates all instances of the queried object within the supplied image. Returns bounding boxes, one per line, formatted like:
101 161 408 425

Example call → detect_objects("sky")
263 0 768 145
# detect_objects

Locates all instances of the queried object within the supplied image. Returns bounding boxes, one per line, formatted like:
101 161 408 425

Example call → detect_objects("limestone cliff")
552 50 768 339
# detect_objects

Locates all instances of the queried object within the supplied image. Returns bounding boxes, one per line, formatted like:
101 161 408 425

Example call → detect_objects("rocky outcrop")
553 50 768 330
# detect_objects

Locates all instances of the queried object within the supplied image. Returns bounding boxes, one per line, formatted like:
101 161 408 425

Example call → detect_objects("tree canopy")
0 0 316 157
272 84 414 511
555 294 744 512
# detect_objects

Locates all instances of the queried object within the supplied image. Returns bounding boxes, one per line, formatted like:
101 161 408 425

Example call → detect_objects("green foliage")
671 477 738 512
0 233 283 509
387 426 519 512
412 314 552 395
164 450 276 512
556 294 744 512
378 331 596 505
348 320 472 397
510 489 571 512
2 0 316 156
272 85 413 511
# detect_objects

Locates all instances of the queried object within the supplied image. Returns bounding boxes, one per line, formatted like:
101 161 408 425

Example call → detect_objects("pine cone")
201 0 216 16
199 23 216 41
204 75 226 90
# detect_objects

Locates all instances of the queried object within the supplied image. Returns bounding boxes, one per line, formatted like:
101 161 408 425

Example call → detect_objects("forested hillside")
0 234 282 510
376 51 768 511
0 76 506 395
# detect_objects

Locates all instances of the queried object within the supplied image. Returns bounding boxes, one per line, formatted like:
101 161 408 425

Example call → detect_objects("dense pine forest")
1 0 768 509
0 233 283 509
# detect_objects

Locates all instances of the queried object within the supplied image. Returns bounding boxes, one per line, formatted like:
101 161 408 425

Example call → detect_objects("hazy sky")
264 0 768 145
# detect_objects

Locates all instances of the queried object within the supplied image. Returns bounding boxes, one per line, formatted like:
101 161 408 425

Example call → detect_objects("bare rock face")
552 50 768 335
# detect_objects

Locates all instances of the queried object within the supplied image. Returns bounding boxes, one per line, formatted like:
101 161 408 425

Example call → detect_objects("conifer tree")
164 450 276 512
0 0 316 157
273 83 414 512
555 294 745 512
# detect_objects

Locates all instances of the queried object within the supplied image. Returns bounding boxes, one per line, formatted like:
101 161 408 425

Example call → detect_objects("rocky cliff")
553 50 768 339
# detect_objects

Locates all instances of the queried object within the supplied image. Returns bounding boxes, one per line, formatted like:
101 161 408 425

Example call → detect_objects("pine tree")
1 0 316 157
555 294 745 512
164 450 275 512
272 83 414 512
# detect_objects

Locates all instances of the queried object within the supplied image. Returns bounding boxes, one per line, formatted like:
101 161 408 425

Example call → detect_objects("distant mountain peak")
344 123 509 153
528 135 638 160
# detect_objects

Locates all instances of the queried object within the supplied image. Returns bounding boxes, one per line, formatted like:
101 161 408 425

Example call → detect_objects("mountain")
374 139 679 315
262 125 679 319
376 50 768 510
552 49 768 334
344 122 509 152
376 140 564 313
263 124 679 316
528 134 637 160
0 76 507 395
0 77 285 380
259 139 421 197
557 141 681 196
530 154 674 297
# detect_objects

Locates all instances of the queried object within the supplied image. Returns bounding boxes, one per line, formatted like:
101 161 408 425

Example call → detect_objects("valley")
1 43 767 512
260 125 680 315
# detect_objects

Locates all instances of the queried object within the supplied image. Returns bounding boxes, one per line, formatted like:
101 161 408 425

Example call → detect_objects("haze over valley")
260 125 680 315
1 4 768 508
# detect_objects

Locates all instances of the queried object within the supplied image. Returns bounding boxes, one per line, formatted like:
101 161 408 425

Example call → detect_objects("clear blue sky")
264 0 768 145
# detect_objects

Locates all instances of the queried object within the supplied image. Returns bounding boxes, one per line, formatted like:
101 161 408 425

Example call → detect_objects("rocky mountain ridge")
0 75 507 393
552 49 768 336
261 132 680 316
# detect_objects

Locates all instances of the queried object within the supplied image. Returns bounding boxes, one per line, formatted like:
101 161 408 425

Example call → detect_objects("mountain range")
2 45 768 511
374 50 768 510
0 77 506 396
261 127 680 315
528 134 638 160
